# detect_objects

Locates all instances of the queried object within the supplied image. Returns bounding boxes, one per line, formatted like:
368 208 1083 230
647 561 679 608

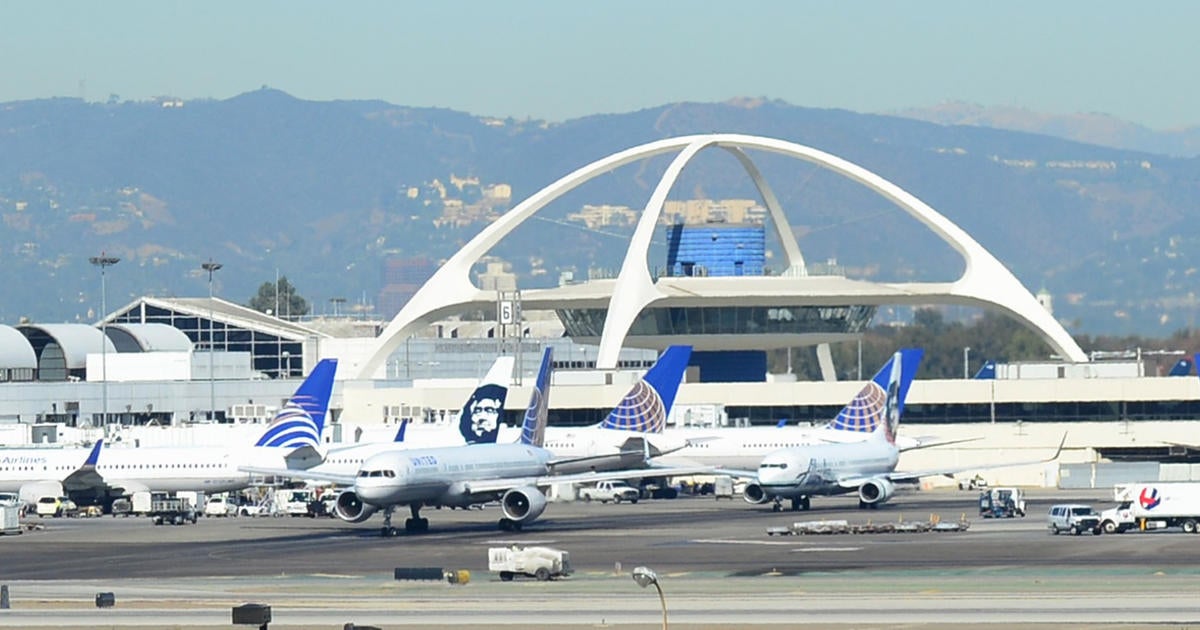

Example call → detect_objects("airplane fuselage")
755 439 900 499
355 443 552 507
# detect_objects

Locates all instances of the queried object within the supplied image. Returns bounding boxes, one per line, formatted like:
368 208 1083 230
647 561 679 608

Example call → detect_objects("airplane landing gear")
405 504 429 533
791 496 810 511
771 497 783 513
380 507 399 537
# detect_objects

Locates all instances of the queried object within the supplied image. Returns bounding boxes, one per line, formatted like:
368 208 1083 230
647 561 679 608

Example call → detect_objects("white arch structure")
357 134 1086 378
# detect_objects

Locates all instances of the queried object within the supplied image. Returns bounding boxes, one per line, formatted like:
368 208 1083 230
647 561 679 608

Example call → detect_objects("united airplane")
738 349 1063 512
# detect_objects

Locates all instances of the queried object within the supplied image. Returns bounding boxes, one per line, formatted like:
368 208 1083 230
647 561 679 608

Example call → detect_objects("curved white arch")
358 134 1085 378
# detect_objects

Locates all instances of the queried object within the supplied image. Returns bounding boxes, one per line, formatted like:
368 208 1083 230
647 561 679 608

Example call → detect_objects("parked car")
1048 503 1101 535
35 496 78 518
578 480 640 504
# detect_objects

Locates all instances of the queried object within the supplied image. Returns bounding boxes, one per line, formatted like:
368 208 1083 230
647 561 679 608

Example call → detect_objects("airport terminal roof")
0 324 37 369
106 323 194 352
108 296 330 342
17 323 113 369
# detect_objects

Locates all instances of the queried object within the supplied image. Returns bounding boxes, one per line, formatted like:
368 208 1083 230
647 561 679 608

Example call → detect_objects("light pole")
89 253 120 427
202 259 223 421
631 566 668 630
963 346 971 379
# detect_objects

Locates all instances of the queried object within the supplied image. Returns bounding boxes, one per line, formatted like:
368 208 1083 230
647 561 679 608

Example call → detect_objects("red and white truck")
1098 482 1200 534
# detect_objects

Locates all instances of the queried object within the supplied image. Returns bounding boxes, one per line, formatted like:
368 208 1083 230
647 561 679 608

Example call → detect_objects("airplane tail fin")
393 418 409 443
599 345 692 433
973 360 997 379
254 358 338 448
1169 357 1194 377
518 347 554 446
457 356 514 444
824 349 922 445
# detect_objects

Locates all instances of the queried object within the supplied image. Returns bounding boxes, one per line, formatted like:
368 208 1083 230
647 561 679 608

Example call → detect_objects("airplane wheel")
801 497 811 511
771 503 782 513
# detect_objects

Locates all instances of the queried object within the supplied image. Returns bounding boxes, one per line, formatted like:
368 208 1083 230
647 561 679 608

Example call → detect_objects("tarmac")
2 487 1198 628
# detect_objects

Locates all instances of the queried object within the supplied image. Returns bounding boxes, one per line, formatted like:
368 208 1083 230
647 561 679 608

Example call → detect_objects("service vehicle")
978 487 1026 518
35 496 77 518
204 495 237 517
1047 503 1101 535
282 489 316 516
0 492 21 508
147 492 199 526
578 480 640 504
1098 482 1200 534
488 545 572 581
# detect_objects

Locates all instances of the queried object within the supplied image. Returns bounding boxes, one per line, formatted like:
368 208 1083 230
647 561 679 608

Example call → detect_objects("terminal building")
2 134 1200 486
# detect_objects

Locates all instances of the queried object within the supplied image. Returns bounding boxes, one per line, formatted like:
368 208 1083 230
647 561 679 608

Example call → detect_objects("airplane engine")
500 486 548 524
858 478 895 506
742 483 771 505
333 490 377 523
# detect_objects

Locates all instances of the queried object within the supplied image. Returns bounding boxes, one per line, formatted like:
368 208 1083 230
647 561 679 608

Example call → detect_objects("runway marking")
690 538 801 546
789 547 862 552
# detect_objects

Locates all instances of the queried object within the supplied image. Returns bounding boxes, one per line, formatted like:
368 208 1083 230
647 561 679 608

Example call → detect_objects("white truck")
1098 482 1200 534
488 545 572 582
578 480 640 504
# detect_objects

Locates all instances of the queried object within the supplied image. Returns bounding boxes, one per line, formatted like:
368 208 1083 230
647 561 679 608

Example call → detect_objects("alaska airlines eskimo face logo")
1139 487 1162 510
601 381 666 433
829 382 887 434
460 384 505 444
254 398 322 448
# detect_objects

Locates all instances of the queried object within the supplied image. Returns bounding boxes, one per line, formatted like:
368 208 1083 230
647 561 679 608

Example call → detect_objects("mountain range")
2 88 1199 337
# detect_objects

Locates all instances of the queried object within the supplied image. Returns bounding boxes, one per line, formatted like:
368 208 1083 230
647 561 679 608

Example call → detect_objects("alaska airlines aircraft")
0 358 338 508
248 347 710 536
738 349 1063 512
292 356 515 478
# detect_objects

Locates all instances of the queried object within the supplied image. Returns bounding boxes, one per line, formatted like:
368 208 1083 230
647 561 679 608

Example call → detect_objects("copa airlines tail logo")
1139 487 1162 510
828 382 887 434
601 381 666 433
254 398 322 448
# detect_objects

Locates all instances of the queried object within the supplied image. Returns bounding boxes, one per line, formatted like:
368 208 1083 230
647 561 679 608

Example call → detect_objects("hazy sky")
2 1 1197 129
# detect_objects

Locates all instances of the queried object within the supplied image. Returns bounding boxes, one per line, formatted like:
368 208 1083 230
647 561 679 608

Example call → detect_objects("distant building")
378 257 438 319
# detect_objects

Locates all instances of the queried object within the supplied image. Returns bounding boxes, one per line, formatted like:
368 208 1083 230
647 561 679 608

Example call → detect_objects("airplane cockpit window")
384 470 396 478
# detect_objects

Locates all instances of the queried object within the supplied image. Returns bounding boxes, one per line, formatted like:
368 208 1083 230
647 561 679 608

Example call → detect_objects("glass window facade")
557 305 876 337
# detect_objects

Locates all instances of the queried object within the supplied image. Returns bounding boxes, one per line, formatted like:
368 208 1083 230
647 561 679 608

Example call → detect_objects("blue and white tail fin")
1169 356 1194 377
393 418 409 443
254 358 338 448
823 349 922 444
457 356 514 444
518 347 554 447
973 360 997 379
599 345 692 433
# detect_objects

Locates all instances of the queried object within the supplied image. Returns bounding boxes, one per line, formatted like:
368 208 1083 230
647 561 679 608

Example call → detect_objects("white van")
1048 503 1100 535
35 496 77 518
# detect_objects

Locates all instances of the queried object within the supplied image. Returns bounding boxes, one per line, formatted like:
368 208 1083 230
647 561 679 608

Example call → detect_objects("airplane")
735 348 1065 512
0 358 338 508
530 348 954 471
244 346 711 536
288 356 516 478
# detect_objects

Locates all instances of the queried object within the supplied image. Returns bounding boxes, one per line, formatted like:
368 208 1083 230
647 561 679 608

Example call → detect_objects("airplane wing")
898 436 985 452
239 466 357 486
459 465 716 496
885 433 1067 484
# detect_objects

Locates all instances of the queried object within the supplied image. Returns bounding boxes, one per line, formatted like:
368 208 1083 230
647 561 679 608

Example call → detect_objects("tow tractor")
978 487 1026 518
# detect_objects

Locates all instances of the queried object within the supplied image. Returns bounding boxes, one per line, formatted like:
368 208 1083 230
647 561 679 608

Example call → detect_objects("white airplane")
0 358 338 508
522 349 953 471
245 346 711 536
735 349 1064 512
297 356 516 478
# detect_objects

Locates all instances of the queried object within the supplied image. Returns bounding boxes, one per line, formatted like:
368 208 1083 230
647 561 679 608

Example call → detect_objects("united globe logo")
602 381 666 433
829 382 887 433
